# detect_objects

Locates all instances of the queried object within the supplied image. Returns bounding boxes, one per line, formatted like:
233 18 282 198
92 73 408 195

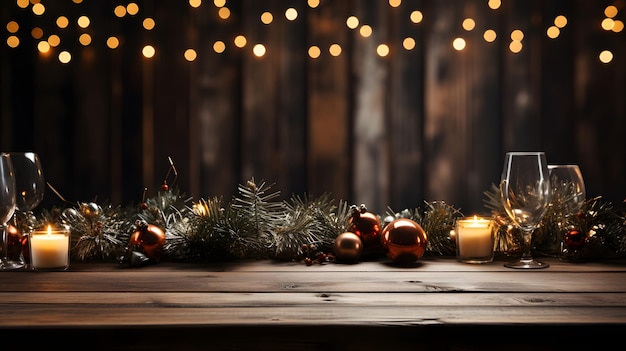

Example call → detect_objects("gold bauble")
333 232 363 262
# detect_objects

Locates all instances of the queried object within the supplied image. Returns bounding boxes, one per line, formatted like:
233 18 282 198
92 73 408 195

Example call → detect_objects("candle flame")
47 225 52 235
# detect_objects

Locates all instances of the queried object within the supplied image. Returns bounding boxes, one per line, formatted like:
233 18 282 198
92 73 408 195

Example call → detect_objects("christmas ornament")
333 232 363 262
564 228 585 251
129 220 166 262
80 202 102 218
380 218 428 265
6 224 24 263
348 204 382 255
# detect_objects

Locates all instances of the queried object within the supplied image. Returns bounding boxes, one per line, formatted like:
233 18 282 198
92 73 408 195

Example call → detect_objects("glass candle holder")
29 226 70 271
455 216 494 264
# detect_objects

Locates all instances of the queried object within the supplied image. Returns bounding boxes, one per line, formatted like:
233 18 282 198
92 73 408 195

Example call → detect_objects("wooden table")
1 255 625 350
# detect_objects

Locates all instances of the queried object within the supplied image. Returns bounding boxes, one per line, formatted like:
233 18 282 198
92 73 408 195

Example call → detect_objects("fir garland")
16 178 626 265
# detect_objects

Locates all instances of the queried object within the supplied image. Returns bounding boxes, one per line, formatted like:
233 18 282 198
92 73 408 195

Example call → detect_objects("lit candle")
29 225 70 270
455 216 494 263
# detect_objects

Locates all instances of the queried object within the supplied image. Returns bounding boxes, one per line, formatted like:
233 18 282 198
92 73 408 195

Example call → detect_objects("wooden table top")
1 255 625 350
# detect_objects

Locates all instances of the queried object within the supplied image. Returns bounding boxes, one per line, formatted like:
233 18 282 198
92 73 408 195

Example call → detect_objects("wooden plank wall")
0 0 624 216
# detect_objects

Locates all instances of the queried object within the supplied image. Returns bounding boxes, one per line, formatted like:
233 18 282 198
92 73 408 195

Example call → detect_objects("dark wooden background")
1 0 624 215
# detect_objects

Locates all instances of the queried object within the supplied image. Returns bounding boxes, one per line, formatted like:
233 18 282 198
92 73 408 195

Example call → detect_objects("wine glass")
8 152 45 269
548 164 586 217
500 152 551 269
0 153 17 270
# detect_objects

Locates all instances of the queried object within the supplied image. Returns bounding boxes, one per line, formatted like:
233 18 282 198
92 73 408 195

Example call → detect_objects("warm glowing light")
462 18 475 31
410 10 423 24
359 25 372 37
142 45 155 58
329 43 342 56
308 45 321 58
599 50 613 63
7 36 20 48
547 26 560 39
73 0 83 3
601 18 614 31
488 0 501 10
56 16 69 28
403 37 415 50
376 44 390 56
77 16 90 28
612 20 624 32
308 0 320 8
127 3 139 16
189 0 202 8
213 40 226 53
114 5 126 17
58 51 72 63
17 0 29 9
253 43 266 57
511 29 524 41
483 29 496 42
218 7 230 19
214 0 226 7
605 5 618 18
261 12 273 24
389 0 401 8
452 37 466 51
554 15 567 28
79 33 91 46
234 35 247 48
509 40 523 53
31 27 43 39
6 21 19 33
143 18 155 30
37 40 50 53
32 3 45 15
107 36 120 49
48 34 61 47
285 8 298 21
346 16 359 29
184 49 197 61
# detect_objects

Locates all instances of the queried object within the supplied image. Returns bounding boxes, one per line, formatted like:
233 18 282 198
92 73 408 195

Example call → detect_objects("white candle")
30 226 69 270
456 216 494 262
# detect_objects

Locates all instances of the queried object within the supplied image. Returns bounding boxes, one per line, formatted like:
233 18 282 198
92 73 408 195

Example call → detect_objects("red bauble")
6 224 24 263
565 229 585 251
333 232 363 262
129 221 166 262
380 218 428 265
348 205 382 255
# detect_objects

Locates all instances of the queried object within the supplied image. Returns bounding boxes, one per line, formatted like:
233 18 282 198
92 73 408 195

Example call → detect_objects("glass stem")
521 228 534 261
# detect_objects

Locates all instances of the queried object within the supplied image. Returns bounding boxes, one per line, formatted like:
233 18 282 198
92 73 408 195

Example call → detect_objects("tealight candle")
455 216 494 264
29 225 70 271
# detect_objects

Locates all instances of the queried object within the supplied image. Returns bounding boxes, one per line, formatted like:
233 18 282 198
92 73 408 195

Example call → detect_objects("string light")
1 1 620 64
285 8 298 21
359 25 372 37
462 18 475 31
599 50 613 63
308 45 321 58
483 29 497 42
142 45 155 58
213 40 226 53
184 49 197 61
452 37 466 51
346 16 359 29
37 40 50 53
376 44 390 57
253 43 266 57
58 50 72 63
402 37 415 50
261 12 273 24
143 18 155 30
329 43 342 56
410 11 423 24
